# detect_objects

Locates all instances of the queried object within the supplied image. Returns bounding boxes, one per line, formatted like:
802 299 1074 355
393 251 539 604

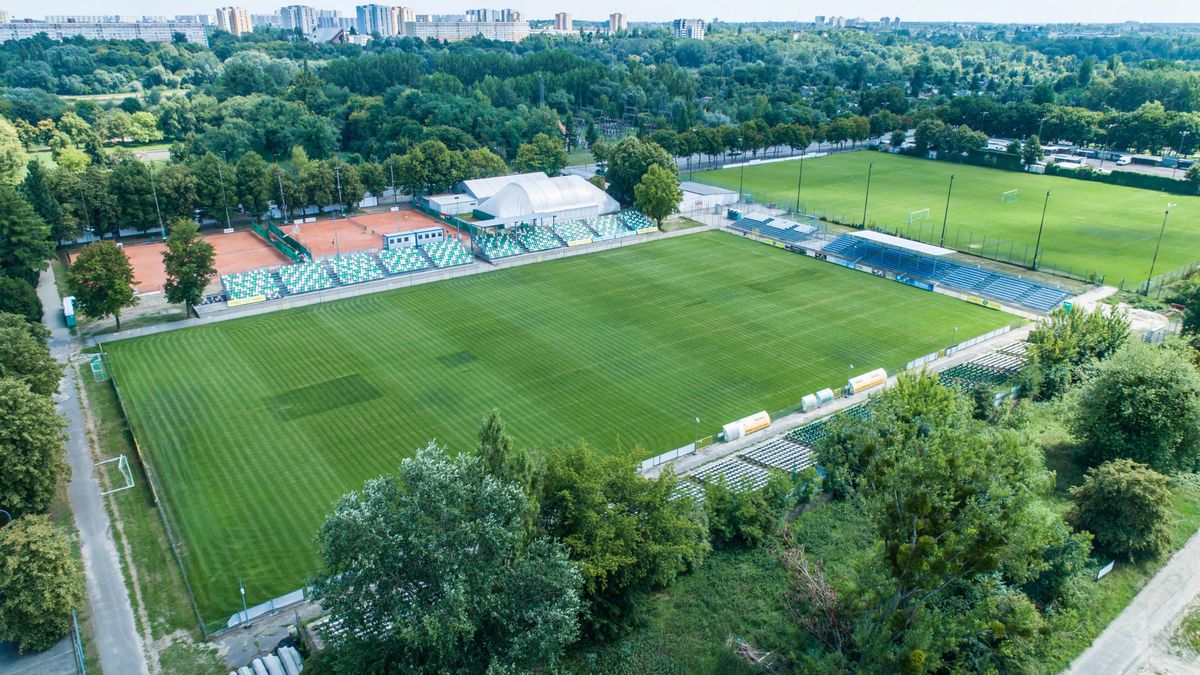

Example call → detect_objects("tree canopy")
66 241 138 330
312 444 582 674
0 377 67 517
1068 459 1173 560
0 515 85 652
161 219 217 316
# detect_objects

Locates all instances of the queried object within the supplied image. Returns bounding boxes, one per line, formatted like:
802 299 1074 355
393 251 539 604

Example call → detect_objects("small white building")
679 181 737 212
424 193 478 215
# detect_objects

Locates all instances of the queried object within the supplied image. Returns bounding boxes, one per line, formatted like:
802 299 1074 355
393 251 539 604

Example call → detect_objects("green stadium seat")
423 239 474 268
221 268 280 300
378 246 432 275
277 262 335 295
329 253 384 286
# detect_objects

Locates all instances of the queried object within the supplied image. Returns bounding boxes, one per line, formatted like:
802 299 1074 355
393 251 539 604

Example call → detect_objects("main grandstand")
729 214 1070 313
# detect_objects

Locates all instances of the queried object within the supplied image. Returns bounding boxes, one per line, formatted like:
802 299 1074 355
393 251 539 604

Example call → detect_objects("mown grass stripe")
105 231 1009 617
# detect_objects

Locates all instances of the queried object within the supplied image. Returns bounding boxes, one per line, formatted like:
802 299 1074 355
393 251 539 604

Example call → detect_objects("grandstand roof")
849 229 955 256
458 172 548 200
476 175 620 219
679 181 736 196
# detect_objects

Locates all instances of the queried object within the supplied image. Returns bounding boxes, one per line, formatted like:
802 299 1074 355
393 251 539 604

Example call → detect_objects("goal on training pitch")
1001 189 1019 205
908 208 930 225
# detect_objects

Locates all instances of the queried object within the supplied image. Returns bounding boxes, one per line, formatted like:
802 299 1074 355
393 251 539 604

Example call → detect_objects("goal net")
1001 189 1019 204
907 208 930 225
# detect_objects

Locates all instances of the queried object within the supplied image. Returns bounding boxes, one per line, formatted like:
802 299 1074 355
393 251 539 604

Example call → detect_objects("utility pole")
217 152 232 230
150 163 164 240
1172 131 1191 178
939 174 955 246
861 161 874 228
1031 191 1050 270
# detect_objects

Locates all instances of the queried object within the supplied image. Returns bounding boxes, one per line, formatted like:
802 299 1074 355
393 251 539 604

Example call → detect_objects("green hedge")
1045 164 1200 197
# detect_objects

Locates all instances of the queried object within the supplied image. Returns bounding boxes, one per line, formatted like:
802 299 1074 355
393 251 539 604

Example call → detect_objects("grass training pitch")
103 231 1010 618
694 151 1200 285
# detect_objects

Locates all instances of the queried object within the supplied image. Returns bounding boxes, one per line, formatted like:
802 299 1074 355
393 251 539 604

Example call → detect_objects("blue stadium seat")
819 234 1070 313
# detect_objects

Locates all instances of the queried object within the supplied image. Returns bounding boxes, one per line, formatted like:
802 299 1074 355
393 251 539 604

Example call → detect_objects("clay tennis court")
122 230 289 294
284 209 464 258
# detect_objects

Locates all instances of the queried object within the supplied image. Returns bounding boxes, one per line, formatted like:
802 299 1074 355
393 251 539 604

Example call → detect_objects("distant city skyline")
5 0 1199 24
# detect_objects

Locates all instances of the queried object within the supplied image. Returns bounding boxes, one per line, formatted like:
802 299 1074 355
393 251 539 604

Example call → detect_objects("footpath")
37 270 150 675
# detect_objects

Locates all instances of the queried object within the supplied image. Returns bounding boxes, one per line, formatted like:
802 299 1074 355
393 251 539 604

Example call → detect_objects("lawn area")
694 151 1200 286
102 231 1009 619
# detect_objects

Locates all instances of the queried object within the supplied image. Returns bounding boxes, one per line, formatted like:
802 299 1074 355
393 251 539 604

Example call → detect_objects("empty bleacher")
552 219 596 244
586 214 636 240
475 230 525 260
328 253 383 286
731 214 818 245
740 437 816 473
222 268 281 301
820 234 1070 313
277 261 335 295
423 239 474 268
514 224 563 253
691 456 773 490
378 246 432 275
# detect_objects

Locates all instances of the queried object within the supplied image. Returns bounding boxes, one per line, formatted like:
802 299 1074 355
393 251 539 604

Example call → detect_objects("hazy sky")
14 0 1200 24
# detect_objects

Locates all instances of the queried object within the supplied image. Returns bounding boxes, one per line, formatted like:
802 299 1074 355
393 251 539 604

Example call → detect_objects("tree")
633 164 682 228
66 241 138 330
1021 134 1043 165
0 515 85 652
0 275 42 324
0 378 67 517
0 186 53 284
1025 307 1129 399
0 322 61 397
704 472 792 548
109 156 158 233
356 161 387 199
820 373 1056 672
20 161 61 231
460 148 508 180
538 443 709 637
1177 274 1200 339
1068 459 1172 560
1072 343 1200 473
235 151 272 216
154 163 199 224
0 116 28 184
311 444 582 674
514 133 568 177
162 219 216 317
1187 163 1200 187
604 137 676 204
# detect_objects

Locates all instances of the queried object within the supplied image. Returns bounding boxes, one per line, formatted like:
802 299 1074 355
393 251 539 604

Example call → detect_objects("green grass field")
694 151 1200 286
103 231 1009 619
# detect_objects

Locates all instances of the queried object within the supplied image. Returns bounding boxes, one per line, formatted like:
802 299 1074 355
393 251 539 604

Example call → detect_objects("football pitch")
694 151 1200 286
103 231 1010 619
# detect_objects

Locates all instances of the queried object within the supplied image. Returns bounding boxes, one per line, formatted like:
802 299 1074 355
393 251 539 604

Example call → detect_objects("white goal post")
907 208 930 225
97 455 135 496
1001 189 1019 204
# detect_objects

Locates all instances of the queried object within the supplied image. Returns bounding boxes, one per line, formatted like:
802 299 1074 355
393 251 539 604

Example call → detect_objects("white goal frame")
1001 189 1019 204
907 208 930 225
97 455 135 496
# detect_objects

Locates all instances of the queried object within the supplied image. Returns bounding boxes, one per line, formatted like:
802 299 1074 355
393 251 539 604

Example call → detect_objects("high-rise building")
1 19 207 43
280 5 316 33
393 6 414 26
215 6 252 35
316 9 340 28
814 15 825 27
554 12 571 31
608 12 626 33
672 18 704 40
356 4 396 35
507 9 523 21
404 18 528 42
175 13 211 24
0 11 9 24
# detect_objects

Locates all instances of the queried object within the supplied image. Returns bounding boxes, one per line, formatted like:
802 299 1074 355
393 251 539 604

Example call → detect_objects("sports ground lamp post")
861 162 874 228
939 174 956 246
1031 191 1051 270
1144 203 1178 294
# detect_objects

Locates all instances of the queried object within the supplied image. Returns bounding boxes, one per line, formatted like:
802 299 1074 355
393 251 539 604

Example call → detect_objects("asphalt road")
1066 528 1200 673
38 270 149 675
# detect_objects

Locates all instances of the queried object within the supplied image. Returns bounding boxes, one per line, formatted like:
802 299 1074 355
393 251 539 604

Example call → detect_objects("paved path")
38 270 149 675
1066 529 1200 674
